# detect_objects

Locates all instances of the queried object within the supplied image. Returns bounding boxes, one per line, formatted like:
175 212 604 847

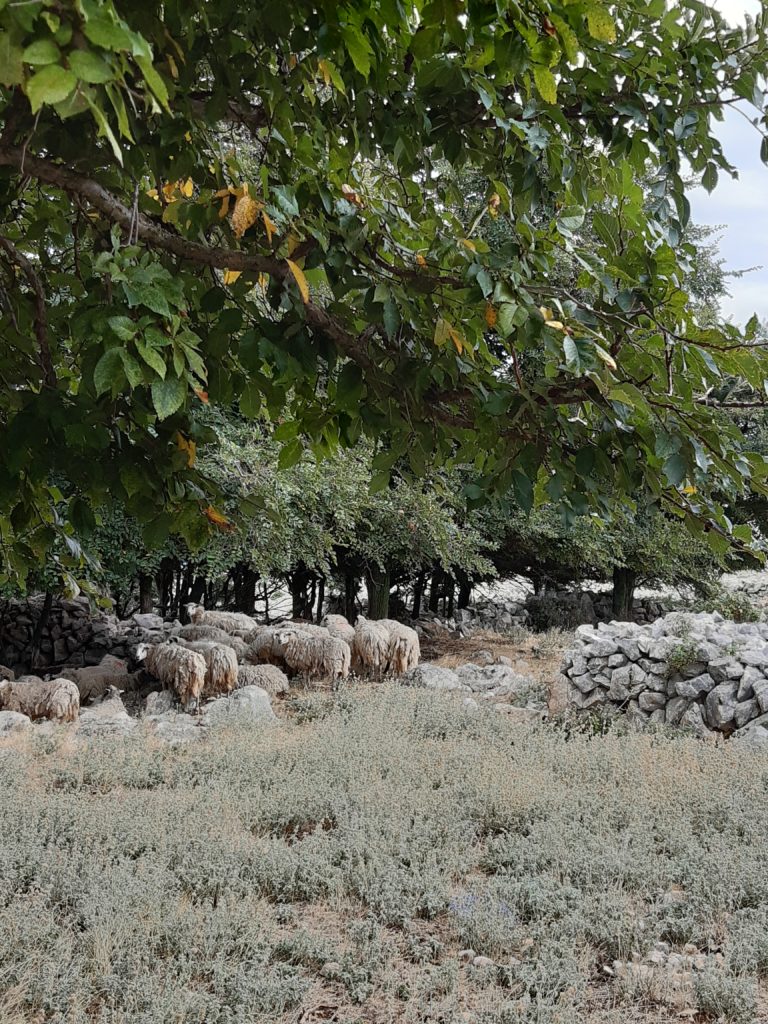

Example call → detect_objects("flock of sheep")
0 605 420 723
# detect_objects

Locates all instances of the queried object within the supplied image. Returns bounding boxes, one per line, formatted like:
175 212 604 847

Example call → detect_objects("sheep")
322 613 356 645
351 616 390 680
244 622 329 668
61 654 144 703
176 624 248 661
177 640 238 698
236 663 289 695
186 604 257 635
0 675 79 723
136 642 206 711
377 619 421 675
282 631 350 682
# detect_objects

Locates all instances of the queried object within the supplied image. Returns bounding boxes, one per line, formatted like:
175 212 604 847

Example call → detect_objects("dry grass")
1 686 766 1023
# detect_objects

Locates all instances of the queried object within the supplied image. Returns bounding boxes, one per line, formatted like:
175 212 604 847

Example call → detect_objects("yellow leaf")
218 194 230 219
184 131 192 142
341 183 364 206
180 177 193 198
258 272 269 292
204 505 233 530
594 344 617 370
286 258 310 303
586 4 617 43
485 303 497 328
545 319 566 331
223 269 242 285
488 192 501 218
533 65 557 104
448 326 464 354
146 187 159 200
288 53 298 69
539 306 555 321
287 232 301 256
683 485 697 495
318 58 332 86
416 254 427 268
461 238 477 252
167 54 179 79
262 210 277 245
434 317 451 347
194 388 209 403
162 181 177 201
175 432 196 467
231 193 260 238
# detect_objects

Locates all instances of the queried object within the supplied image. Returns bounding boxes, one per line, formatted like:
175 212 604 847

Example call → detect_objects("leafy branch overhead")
1 0 768 584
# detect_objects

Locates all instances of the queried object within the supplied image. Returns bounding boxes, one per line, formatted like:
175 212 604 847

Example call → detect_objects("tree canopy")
1 0 768 588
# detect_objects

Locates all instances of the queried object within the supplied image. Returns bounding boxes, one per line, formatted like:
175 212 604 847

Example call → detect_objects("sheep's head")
0 678 10 707
134 642 149 662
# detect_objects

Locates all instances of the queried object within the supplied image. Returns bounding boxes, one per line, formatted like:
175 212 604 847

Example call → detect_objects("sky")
688 0 767 324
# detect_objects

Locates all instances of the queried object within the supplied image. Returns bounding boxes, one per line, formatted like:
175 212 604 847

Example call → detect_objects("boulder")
0 710 32 736
77 692 136 738
202 685 277 727
401 664 463 690
145 690 175 716
132 613 165 630
704 682 739 729
733 711 768 746
456 663 532 695
674 673 716 699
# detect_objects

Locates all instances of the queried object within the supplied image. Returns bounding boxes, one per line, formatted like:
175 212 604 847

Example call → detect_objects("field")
1 686 767 1024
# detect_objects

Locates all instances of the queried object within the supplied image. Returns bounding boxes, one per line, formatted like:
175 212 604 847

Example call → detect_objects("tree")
2 1 768 589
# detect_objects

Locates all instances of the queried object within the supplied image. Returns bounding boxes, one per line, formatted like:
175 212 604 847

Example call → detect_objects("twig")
0 233 55 387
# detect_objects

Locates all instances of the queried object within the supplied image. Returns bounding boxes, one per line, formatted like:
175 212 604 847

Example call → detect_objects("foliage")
2 689 768 1022
2 1 768 587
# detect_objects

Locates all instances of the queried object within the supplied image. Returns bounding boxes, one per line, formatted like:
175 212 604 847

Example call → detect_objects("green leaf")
342 25 374 77
664 452 687 487
93 347 125 396
0 32 24 86
69 496 96 537
369 470 391 494
701 163 718 193
22 38 61 65
563 336 581 373
135 54 169 109
108 316 137 341
25 64 77 113
135 339 167 379
497 302 526 336
82 16 135 52
383 298 400 340
278 438 303 469
240 380 262 418
151 377 186 420
68 49 114 84
533 65 557 104
84 95 122 163
118 348 144 388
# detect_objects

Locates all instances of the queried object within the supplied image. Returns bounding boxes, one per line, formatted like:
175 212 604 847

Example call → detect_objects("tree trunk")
288 564 314 619
446 582 455 618
344 573 358 624
411 571 426 618
138 572 153 614
30 590 53 669
612 566 637 621
366 565 390 620
428 568 442 613
316 576 325 623
457 576 472 610
189 575 206 605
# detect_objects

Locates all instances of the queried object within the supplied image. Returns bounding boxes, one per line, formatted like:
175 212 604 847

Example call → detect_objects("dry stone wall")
561 611 768 739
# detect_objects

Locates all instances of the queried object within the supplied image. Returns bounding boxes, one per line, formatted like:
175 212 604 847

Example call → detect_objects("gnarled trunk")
366 565 390 620
612 566 637 621
139 572 154 614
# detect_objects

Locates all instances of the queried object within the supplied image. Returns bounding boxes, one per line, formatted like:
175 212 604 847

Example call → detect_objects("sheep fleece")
0 676 79 723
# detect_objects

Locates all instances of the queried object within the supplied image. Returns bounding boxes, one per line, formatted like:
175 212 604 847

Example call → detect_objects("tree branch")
0 233 55 387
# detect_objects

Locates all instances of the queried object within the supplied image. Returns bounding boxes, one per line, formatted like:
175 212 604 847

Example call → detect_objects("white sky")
688 0 767 324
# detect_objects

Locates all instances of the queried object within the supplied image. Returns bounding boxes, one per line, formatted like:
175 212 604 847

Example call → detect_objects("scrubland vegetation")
1 688 766 1023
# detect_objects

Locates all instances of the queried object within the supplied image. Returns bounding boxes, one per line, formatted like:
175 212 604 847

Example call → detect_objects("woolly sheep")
351 616 390 680
377 618 421 675
236 663 289 695
244 622 329 668
321 613 356 645
282 631 350 682
0 675 79 723
61 654 144 703
136 642 206 711
176 623 249 661
186 604 257 635
177 640 238 698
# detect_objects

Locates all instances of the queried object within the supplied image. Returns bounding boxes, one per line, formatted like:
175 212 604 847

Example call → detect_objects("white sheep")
61 654 144 703
321 613 356 645
236 663 289 695
136 642 206 711
244 622 329 668
282 631 351 682
377 619 421 675
351 616 390 680
0 675 79 723
186 604 257 635
176 623 249 661
177 640 238 698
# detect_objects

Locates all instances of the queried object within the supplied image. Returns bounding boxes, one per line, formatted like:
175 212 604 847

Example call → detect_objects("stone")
53 637 69 663
739 647 768 668
733 711 768 746
0 710 32 735
456 664 533 695
461 698 479 712
78 693 136 737
617 639 641 661
148 715 204 746
709 657 744 683
607 653 627 668
132 613 165 630
583 640 619 658
736 666 763 702
733 698 758 729
401 664 462 690
679 661 708 680
648 708 665 726
569 686 608 710
570 672 598 694
625 701 649 730
472 956 495 969
202 685 277 727
665 696 690 727
751 677 768 714
569 654 589 677
607 663 647 700
704 681 738 729
680 702 709 737
145 690 175 716
638 691 666 713
0 665 14 682
674 673 716 699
